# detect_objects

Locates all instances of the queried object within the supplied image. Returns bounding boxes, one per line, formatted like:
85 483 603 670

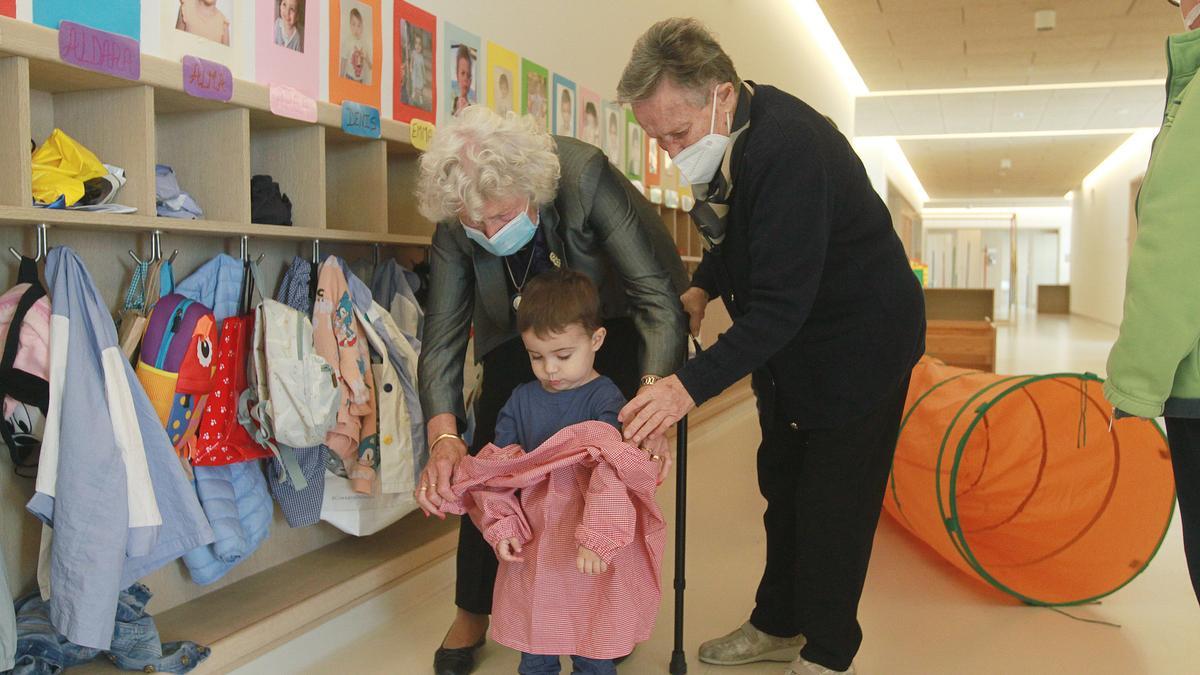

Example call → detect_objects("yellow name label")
409 119 435 151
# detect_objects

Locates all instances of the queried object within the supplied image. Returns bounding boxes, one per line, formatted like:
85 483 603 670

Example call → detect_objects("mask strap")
1188 3 1200 28
708 87 719 134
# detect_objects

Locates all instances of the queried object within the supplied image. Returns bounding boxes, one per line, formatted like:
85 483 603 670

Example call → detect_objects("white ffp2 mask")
673 87 732 186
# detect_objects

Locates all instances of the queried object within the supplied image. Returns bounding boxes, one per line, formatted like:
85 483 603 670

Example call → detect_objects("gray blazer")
418 136 688 423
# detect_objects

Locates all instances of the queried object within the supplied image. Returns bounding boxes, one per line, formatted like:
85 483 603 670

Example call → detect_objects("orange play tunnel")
886 357 1176 606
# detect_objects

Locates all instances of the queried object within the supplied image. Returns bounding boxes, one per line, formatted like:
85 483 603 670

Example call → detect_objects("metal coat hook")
129 233 177 264
312 239 321 264
8 223 48 262
147 230 178 262
238 236 264 265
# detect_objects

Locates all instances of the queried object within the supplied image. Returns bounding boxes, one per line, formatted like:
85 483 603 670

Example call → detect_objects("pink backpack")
0 256 51 477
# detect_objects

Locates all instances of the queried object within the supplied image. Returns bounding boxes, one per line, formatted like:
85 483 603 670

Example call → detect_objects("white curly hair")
416 106 561 224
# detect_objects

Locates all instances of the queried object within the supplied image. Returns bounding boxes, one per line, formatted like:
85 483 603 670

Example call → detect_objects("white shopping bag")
319 472 419 536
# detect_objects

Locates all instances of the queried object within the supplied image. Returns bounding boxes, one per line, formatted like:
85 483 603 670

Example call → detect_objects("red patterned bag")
191 313 271 465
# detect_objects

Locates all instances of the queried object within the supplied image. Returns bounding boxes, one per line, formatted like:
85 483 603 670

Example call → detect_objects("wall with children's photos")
3 0 863 204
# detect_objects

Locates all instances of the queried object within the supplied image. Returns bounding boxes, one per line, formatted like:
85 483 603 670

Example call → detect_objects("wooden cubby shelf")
0 15 431 247
0 15 748 675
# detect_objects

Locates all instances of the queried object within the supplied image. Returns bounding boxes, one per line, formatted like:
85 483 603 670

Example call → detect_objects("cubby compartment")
326 131 387 233
250 114 326 230
156 102 251 224
688 216 703 260
26 80 156 215
674 211 689 257
0 56 32 207
386 144 431 239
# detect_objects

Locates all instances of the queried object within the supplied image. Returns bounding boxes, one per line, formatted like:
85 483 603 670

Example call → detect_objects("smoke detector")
1035 9 1056 32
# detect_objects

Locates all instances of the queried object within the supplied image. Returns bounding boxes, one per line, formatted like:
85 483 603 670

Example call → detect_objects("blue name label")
341 101 381 139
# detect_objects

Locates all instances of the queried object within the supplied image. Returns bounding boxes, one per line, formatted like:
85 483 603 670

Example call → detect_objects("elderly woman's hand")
619 375 696 446
641 434 673 484
416 427 469 518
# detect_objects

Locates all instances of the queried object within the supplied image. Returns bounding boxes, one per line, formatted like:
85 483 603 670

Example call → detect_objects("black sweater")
676 84 925 429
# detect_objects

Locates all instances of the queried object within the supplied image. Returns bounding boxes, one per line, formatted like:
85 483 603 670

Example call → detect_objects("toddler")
339 7 373 84
176 0 229 46
274 0 303 52
457 269 666 675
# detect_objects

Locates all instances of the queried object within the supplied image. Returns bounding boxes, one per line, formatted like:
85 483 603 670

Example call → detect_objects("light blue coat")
27 248 213 649
176 254 272 585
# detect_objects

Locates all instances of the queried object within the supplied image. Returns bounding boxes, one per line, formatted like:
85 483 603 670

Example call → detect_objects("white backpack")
244 297 340 451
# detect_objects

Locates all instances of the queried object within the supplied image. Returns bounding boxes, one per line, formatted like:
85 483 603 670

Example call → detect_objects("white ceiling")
899 134 1131 199
856 83 1163 137
818 0 1179 90
817 0 1177 200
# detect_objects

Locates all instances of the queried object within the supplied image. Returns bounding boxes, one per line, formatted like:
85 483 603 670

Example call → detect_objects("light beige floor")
235 311 1200 674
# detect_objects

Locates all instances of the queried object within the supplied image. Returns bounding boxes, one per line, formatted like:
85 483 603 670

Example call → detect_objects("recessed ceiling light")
1000 158 1013 169
1035 9 1056 32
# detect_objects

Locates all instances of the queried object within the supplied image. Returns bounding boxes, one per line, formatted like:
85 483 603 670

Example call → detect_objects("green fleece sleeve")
1105 84 1200 418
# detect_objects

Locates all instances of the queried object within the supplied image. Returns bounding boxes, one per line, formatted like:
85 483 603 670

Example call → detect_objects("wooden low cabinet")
924 319 996 372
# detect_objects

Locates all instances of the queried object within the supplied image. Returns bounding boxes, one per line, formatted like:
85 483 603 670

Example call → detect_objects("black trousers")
454 318 642 615
1164 417 1200 606
749 375 910 672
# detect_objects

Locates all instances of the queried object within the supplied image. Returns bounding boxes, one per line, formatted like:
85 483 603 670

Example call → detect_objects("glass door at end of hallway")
922 227 1060 323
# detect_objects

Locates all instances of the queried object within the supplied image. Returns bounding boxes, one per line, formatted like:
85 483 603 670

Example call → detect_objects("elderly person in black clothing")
617 18 925 675
412 105 687 675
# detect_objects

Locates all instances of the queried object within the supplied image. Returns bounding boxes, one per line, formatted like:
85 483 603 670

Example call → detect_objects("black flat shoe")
433 637 485 675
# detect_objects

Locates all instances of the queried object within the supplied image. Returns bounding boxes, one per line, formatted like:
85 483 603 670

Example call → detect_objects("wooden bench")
925 319 997 372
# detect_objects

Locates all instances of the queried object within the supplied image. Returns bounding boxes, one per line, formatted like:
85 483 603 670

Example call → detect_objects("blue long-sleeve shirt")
494 376 625 451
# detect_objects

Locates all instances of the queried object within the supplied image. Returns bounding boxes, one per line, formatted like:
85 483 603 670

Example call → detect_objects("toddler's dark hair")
516 268 601 338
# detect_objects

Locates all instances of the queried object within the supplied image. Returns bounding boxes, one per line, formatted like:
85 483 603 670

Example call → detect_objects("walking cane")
669 337 701 675
669 414 688 675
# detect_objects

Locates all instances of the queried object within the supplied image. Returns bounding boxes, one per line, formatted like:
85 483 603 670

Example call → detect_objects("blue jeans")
10 583 209 674
519 652 616 675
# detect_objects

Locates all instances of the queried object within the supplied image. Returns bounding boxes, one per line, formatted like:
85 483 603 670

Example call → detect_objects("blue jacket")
175 254 272 585
27 248 213 649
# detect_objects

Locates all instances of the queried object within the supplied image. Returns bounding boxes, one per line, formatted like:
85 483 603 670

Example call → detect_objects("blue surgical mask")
462 203 539 257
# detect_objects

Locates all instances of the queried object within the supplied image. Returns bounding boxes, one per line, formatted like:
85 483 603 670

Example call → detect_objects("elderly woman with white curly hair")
413 105 687 675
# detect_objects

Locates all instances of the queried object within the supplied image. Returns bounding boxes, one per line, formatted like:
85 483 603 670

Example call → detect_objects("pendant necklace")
504 250 536 311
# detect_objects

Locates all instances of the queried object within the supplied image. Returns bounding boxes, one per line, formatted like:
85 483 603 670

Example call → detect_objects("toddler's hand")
577 546 608 575
497 538 525 563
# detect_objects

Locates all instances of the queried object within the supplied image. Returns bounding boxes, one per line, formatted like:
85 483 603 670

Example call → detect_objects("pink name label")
269 84 317 123
182 56 233 102
58 21 140 81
